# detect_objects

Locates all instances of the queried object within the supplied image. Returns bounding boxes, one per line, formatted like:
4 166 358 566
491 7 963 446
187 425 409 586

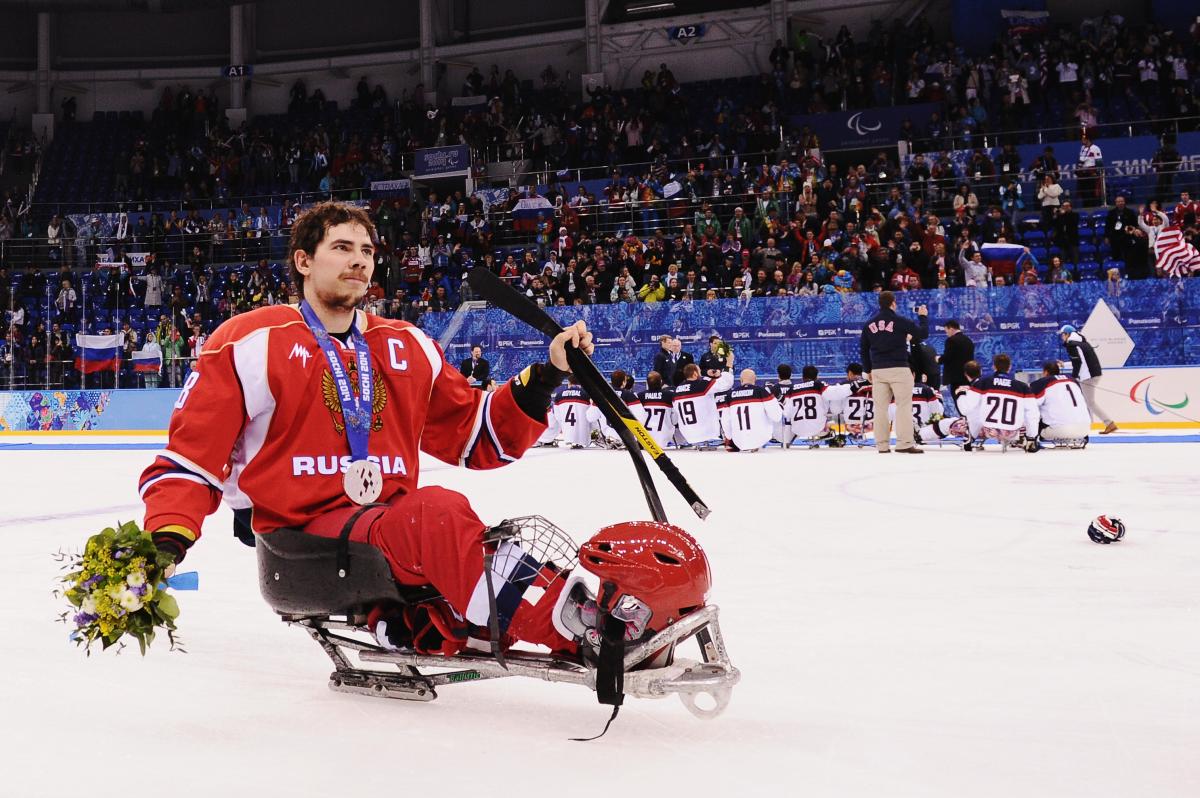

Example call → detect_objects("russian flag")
132 350 162 373
75 333 122 374
511 196 554 233
980 243 1032 280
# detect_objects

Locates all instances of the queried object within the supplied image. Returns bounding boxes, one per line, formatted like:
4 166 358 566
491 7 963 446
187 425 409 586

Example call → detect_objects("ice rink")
4 436 1199 798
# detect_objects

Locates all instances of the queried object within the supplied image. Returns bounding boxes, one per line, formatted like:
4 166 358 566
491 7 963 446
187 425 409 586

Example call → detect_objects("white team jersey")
1031 376 1092 430
587 389 642 443
553 386 594 446
672 372 734 444
637 388 677 448
887 383 944 428
537 409 561 445
720 385 784 450
962 374 1040 438
781 380 831 440
825 379 873 432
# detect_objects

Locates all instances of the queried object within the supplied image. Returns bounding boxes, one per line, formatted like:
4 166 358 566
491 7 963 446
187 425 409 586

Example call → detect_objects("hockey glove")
152 525 195 567
510 362 568 421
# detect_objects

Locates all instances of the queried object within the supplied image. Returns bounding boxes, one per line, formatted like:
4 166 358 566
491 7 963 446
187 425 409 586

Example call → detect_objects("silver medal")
344 459 384 505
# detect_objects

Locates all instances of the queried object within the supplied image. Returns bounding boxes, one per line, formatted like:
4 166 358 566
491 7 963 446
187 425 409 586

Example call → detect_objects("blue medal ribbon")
300 300 373 462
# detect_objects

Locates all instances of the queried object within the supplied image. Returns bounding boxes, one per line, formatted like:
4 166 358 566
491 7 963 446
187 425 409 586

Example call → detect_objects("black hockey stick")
467 267 710 521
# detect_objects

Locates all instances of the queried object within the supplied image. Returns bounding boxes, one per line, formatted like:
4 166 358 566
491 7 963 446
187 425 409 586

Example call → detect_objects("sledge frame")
279 604 740 718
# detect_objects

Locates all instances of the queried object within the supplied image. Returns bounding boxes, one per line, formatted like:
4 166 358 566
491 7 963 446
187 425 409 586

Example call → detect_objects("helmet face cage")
578 521 711 634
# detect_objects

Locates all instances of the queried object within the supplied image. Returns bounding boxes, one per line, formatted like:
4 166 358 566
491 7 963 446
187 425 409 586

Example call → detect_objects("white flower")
118 589 143 612
126 571 146 588
81 595 97 615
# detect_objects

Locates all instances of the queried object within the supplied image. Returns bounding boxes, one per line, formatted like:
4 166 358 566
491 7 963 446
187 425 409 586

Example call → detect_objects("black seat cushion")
257 528 403 616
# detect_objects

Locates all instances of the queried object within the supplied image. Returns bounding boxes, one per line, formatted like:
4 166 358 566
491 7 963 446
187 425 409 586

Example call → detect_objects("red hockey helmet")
577 521 711 633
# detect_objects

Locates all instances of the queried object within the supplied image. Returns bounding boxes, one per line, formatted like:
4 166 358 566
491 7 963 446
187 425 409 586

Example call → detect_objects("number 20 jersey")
959 372 1040 434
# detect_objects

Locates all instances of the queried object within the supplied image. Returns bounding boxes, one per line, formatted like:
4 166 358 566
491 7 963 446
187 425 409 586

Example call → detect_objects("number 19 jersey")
672 371 734 444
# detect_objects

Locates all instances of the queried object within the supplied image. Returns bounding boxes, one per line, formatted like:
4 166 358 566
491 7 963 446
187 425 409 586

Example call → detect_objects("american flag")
1153 227 1200 277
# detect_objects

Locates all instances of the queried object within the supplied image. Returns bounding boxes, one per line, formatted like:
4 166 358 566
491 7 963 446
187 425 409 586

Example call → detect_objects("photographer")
860 291 929 454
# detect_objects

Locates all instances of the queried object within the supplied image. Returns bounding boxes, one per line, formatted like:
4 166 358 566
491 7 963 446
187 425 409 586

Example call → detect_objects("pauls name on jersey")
292 454 408 477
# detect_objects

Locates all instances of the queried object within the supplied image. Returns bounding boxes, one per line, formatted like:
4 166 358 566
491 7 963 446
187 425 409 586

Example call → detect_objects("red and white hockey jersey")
139 306 545 543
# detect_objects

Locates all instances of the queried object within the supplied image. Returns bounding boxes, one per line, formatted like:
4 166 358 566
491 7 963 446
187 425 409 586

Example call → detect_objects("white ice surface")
3 441 1199 798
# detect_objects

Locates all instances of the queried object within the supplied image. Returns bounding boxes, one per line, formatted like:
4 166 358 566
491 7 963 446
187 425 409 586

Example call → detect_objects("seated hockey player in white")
719 369 783 452
887 374 943 432
1029 360 1092 448
779 365 833 447
673 361 735 447
637 370 677 449
586 369 642 447
824 363 874 438
767 363 796 443
959 353 1041 451
915 360 982 446
552 374 594 449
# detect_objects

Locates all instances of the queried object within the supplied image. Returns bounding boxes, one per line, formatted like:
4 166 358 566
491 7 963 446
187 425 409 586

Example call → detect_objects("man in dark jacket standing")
860 291 929 453
459 344 490 388
651 335 673 383
940 319 975 412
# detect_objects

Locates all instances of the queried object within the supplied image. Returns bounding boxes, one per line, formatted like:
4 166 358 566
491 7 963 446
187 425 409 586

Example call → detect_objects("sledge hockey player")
137 201 660 666
824 363 874 443
915 360 980 446
1029 361 1092 448
586 369 642 447
637 370 677 448
958 353 1041 451
553 374 594 448
673 362 735 447
887 375 943 432
767 363 796 400
719 369 783 452
778 365 833 447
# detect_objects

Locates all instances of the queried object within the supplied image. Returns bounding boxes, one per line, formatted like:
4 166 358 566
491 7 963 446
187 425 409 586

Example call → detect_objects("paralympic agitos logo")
846 112 882 136
1128 376 1189 415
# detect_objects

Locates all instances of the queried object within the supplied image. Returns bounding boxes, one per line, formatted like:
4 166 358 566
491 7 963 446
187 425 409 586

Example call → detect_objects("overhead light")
627 2 675 15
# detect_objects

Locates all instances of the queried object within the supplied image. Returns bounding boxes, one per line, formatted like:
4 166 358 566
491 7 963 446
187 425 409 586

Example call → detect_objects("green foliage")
56 520 185 656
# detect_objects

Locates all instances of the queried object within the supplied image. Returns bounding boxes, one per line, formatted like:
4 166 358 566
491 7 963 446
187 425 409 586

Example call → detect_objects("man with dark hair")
699 334 731 378
459 344 490 388
860 290 929 453
940 319 975 412
138 200 608 661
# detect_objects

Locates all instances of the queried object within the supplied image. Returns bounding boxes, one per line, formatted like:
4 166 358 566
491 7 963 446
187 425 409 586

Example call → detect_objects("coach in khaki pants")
859 291 930 453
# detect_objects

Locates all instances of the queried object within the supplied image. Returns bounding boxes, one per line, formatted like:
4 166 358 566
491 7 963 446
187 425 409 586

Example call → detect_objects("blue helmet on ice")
1058 324 1076 335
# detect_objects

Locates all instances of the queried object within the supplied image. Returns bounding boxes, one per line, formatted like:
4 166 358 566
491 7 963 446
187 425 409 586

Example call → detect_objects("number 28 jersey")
780 379 831 438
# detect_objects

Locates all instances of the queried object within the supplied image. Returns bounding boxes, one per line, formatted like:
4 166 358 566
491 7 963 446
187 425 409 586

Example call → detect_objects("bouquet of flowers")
56 520 184 655
715 339 733 359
